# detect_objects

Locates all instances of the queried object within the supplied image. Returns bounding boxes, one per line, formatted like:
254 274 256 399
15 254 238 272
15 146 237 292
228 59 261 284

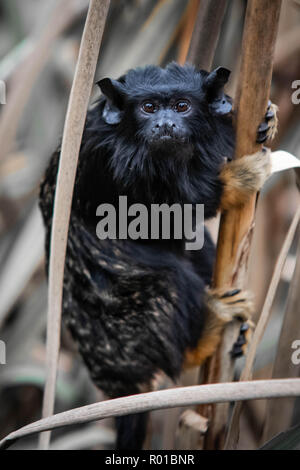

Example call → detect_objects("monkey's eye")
142 102 158 113
173 100 191 113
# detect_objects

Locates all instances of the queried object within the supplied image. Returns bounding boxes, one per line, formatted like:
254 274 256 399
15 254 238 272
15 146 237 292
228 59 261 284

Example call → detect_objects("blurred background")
0 0 299 450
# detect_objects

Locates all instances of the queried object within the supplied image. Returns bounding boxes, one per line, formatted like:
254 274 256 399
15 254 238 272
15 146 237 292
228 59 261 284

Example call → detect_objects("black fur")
116 413 149 450
39 63 235 449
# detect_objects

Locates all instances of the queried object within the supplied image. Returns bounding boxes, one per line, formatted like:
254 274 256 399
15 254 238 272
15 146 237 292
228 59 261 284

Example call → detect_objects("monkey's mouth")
150 133 187 145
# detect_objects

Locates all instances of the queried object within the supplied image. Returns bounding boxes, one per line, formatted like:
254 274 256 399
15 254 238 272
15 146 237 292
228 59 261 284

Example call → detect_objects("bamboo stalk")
39 0 110 450
186 0 228 70
199 0 282 450
1 379 300 450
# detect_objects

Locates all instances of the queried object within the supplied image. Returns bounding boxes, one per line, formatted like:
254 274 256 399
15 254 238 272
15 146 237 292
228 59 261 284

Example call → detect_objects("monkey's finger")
265 109 275 121
258 122 269 133
231 321 254 358
257 122 270 143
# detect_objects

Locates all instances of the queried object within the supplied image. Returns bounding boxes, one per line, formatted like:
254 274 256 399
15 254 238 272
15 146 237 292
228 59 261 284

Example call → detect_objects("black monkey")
39 63 277 449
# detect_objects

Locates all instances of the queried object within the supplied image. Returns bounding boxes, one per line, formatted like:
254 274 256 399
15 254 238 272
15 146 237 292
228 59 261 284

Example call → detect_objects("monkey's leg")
184 289 254 368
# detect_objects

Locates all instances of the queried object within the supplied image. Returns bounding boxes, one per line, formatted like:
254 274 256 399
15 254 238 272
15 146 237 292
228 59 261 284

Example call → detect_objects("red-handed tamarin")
39 63 277 449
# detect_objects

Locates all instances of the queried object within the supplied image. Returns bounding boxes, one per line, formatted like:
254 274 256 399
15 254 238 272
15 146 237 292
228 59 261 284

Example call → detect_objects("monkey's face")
135 96 193 148
97 63 232 159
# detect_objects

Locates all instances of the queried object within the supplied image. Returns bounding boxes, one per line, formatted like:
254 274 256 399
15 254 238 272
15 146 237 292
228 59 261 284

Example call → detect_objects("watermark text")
96 196 204 250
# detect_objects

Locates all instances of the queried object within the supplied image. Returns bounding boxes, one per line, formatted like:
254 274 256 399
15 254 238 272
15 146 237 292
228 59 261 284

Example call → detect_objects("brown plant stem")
199 0 282 450
225 203 300 449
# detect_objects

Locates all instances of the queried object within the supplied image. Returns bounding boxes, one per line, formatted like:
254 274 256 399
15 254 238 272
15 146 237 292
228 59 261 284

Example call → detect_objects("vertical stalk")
187 0 228 70
200 0 282 450
262 232 300 443
39 0 110 450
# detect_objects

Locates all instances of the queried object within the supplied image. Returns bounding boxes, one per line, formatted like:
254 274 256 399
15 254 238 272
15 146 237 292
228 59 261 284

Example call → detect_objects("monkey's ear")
204 67 231 91
96 78 125 124
204 67 232 115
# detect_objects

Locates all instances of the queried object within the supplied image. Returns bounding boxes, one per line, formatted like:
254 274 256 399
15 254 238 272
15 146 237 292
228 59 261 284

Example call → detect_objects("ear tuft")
203 67 232 115
96 78 113 96
96 78 126 125
96 78 125 109
214 66 231 84
204 67 231 92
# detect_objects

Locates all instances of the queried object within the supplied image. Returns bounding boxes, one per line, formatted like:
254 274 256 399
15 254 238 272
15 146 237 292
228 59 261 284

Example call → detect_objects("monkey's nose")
153 121 177 135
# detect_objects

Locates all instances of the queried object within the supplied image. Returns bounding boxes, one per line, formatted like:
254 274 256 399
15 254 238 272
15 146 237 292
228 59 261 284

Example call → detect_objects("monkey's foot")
206 288 254 326
184 289 254 368
207 288 255 359
257 101 278 143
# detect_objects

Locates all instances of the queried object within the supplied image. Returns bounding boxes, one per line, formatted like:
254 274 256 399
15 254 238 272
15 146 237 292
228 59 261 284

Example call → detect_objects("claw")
258 122 269 133
231 321 254 358
257 133 268 144
231 344 244 358
257 121 270 143
265 109 275 121
220 289 241 298
240 322 250 333
256 101 278 144
234 334 247 347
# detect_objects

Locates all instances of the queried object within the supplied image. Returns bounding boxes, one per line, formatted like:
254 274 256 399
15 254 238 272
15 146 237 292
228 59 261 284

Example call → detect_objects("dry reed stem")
39 0 110 450
262 224 300 443
225 204 300 449
200 0 282 450
1 379 300 450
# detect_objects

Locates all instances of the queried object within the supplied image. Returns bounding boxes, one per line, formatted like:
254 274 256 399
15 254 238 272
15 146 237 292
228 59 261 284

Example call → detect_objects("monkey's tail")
115 412 149 450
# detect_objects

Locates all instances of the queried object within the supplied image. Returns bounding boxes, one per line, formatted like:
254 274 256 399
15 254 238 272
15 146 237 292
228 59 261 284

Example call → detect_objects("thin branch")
225 204 300 449
262 225 300 443
1 379 300 450
39 0 110 450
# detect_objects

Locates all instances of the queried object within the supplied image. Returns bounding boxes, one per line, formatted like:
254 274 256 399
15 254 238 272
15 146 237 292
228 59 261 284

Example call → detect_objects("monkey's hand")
220 102 278 211
220 147 271 210
184 288 255 367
